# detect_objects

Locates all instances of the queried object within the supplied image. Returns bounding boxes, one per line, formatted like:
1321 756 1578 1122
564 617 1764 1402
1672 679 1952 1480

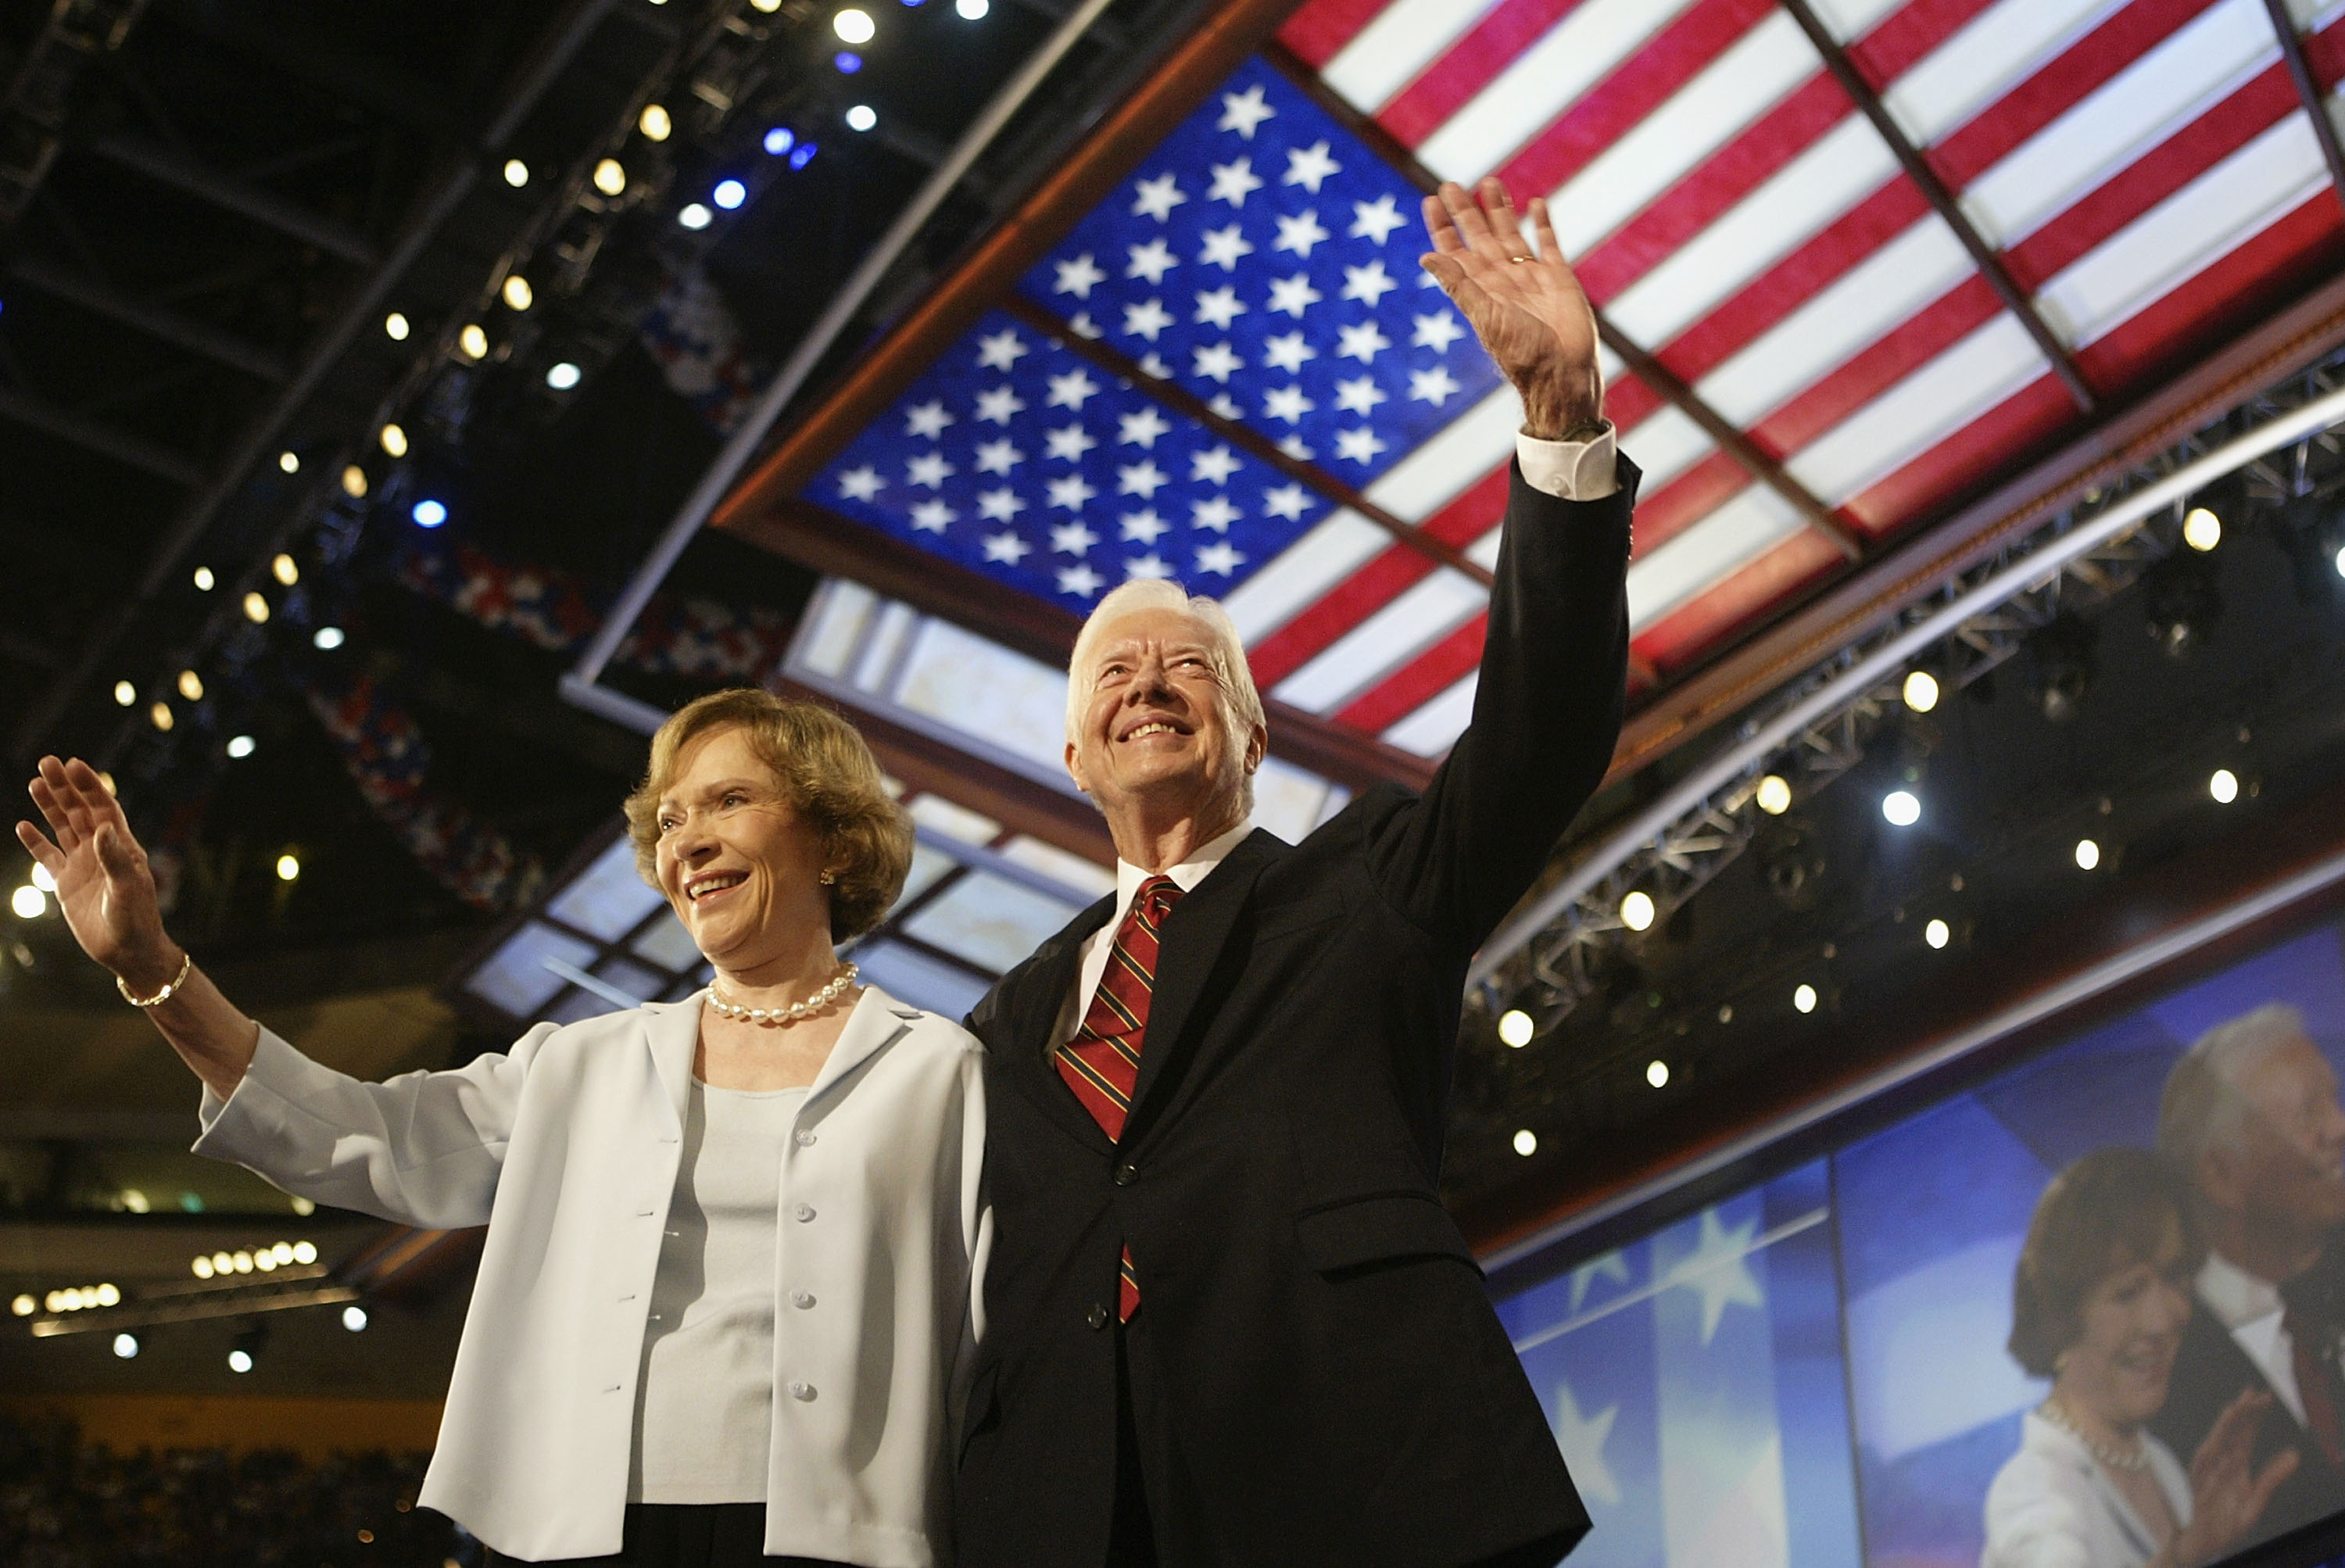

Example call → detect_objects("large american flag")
811 0 2345 762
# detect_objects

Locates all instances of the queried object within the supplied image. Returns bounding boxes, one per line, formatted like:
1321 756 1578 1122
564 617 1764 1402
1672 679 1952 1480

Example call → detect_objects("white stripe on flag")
1323 0 1505 113
1625 485 1805 632
1219 508 1390 644
1883 0 2118 145
1785 314 2047 505
1272 567 1488 712
1364 384 1522 521
1623 406 1718 496
1384 671 1479 757
1805 0 1910 41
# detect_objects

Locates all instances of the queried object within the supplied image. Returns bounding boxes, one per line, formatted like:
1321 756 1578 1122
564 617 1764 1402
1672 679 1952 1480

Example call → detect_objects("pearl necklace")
2041 1397 2151 1472
707 962 858 1026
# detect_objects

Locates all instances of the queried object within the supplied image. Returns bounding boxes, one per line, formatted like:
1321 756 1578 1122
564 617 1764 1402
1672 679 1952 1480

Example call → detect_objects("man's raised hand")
1420 177 1602 441
17 755 177 992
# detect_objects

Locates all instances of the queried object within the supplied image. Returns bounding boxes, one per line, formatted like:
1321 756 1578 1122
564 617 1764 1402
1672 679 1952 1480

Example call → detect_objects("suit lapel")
644 998 701 1139
1126 829 1281 1132
805 987 912 1104
1003 896 1119 1154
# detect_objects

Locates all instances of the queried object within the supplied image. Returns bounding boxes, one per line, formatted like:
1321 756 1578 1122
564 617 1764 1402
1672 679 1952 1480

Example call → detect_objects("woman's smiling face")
652 725 833 967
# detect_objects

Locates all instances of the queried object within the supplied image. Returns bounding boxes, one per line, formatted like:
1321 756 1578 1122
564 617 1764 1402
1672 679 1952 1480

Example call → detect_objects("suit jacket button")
1086 1304 1110 1330
1113 1163 1139 1187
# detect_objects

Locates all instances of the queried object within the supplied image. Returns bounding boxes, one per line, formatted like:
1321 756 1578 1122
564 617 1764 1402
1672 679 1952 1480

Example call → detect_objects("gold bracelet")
117 950 192 1009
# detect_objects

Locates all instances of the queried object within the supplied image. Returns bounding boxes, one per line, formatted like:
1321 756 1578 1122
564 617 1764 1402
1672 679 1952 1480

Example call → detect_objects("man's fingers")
62 757 125 835
2253 1447 2302 1505
1531 198 1566 268
1478 177 1533 257
1439 181 1500 252
1422 192 1466 254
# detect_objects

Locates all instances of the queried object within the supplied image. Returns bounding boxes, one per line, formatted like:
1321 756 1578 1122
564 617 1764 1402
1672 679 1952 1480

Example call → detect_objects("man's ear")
1245 721 1268 774
1065 740 1091 797
2200 1143 2250 1213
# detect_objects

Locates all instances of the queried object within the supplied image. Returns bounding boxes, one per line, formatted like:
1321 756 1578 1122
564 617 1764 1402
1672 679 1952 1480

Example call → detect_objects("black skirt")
485 1502 853 1567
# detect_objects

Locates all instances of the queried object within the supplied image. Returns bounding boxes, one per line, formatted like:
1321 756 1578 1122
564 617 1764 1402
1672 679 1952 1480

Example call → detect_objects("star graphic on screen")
1192 342 1243 383
1336 321 1392 363
1122 298 1175 342
1663 1208 1766 1346
976 487 1026 522
1130 172 1187 221
1118 406 1172 448
1551 1381 1620 1508
1567 1251 1631 1313
1051 521 1100 555
1350 194 1409 245
1054 253 1107 299
1126 553 1174 580
904 399 954 439
1198 224 1255 271
1120 509 1169 543
1190 445 1241 485
1058 562 1105 597
1262 384 1313 424
1273 209 1330 259
1217 84 1275 140
975 385 1026 424
1193 286 1247 329
908 499 956 534
1334 374 1388 413
1194 541 1245 576
1334 426 1387 465
1190 495 1241 533
1342 260 1399 306
1126 238 1178 285
1208 156 1264 207
1282 140 1340 195
837 466 883 502
1260 331 1317 374
1278 434 1313 460
973 438 1024 475
1046 474 1097 511
1046 369 1100 411
1412 310 1467 353
1118 460 1169 498
1262 482 1311 521
905 450 955 489
976 329 1028 371
1267 273 1323 318
1409 365 1462 406
982 531 1031 564
1044 424 1097 462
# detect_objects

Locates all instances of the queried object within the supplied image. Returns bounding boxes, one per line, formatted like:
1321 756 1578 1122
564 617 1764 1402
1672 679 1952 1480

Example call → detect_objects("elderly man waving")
955 177 1635 1568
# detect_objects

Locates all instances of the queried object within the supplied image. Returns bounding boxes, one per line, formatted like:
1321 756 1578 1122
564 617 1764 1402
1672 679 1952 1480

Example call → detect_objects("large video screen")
1498 916 2345 1568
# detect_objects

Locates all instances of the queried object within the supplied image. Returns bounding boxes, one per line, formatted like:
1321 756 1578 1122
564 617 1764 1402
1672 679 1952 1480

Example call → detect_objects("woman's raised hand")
16 756 177 990
2170 1388 2298 1568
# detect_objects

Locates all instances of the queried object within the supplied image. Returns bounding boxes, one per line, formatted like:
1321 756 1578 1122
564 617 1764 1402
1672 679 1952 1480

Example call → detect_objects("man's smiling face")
1065 606 1262 829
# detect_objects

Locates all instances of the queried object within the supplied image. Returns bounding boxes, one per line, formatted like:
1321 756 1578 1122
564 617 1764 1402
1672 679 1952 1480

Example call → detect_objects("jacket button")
788 1381 817 1402
1086 1304 1109 1330
793 1203 816 1223
1113 1163 1139 1187
794 1129 817 1147
791 1291 816 1310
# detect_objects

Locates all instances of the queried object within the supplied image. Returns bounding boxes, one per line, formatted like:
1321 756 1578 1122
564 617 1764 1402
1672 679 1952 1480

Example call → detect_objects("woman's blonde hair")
621 689 912 942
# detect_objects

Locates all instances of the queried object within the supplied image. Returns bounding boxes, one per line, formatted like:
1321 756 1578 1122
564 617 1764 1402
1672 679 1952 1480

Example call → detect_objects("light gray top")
631 1079 809 1504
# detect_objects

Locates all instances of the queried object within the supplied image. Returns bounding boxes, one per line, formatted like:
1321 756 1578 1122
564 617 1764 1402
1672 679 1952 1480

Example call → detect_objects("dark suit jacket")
955 459 1638 1568
2150 1299 2345 1549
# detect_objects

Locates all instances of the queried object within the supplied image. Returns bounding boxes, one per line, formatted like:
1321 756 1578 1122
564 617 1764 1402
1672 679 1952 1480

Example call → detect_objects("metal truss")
0 0 149 226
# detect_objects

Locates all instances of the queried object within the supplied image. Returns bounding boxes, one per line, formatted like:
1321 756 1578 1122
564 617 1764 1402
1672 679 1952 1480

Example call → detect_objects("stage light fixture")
846 104 877 131
30 864 53 893
10 1294 32 1316
272 553 298 586
2182 507 2221 552
639 103 672 141
379 423 408 457
384 312 410 341
1512 1129 1538 1157
177 670 202 701
292 1241 317 1264
242 592 269 624
226 735 255 760
1901 669 1939 713
503 159 529 188
277 450 299 474
1646 1060 1669 1088
789 142 818 170
764 127 795 156
2075 838 2101 871
836 51 863 72
342 1305 369 1332
192 566 214 591
1754 774 1791 815
503 275 534 311
1925 918 1950 949
2210 768 2239 804
750 0 780 10
341 465 368 499
113 681 135 707
113 1332 139 1359
956 0 987 16
10 886 43 919
458 323 489 360
2143 552 2221 661
1793 983 1817 1014
313 626 345 650
1497 1009 1533 1048
1882 789 1920 827
678 203 713 230
1619 890 1655 932
2334 542 2345 578
593 158 628 196
2029 614 2095 723
227 1348 254 1373
714 178 747 209
149 701 173 732
412 499 448 528
546 362 582 390
276 853 301 883
834 7 875 40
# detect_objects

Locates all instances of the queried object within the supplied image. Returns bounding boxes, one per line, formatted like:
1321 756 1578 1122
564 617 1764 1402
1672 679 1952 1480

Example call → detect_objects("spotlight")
1881 789 1920 827
458 324 489 360
2075 838 2101 871
1793 983 1817 1014
113 680 136 707
678 203 713 230
956 0 987 16
291 1241 317 1265
177 670 203 701
149 702 173 732
2143 552 2221 660
502 275 534 312
789 142 818 170
1645 1059 1668 1088
834 6 875 40
275 853 301 882
836 51 863 72
1760 821 1827 912
593 158 628 197
226 735 255 760
2335 542 2345 578
713 178 747 209
763 127 795 156
192 566 215 591
10 1294 32 1315
271 553 298 586
379 423 408 458
10 886 43 919
2210 768 2239 804
277 450 300 474
227 1348 254 1373
639 103 672 141
502 159 529 188
313 626 345 650
340 465 368 499
750 0 780 10
384 312 410 341
2182 507 2221 552
546 362 582 391
2028 614 2095 723
1619 890 1655 931
846 104 877 131
1754 774 1791 815
1901 668 1939 713
192 1255 213 1278
1512 1129 1538 1157
113 1332 139 1359
242 592 270 625
342 1305 369 1333
30 863 53 893
1497 1009 1533 1048
412 498 449 528
1925 918 1949 949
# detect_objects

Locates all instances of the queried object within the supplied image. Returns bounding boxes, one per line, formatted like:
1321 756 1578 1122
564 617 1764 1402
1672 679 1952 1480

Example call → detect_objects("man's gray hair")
2157 1003 2315 1184
1064 579 1267 804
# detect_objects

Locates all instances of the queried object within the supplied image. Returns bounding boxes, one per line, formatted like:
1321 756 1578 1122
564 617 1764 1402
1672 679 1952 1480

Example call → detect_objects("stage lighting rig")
2028 614 2096 724
2141 550 2222 660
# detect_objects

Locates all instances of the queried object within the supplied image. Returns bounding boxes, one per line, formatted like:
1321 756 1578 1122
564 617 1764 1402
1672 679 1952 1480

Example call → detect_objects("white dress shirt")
1982 1409 2191 1568
2200 1250 2307 1426
1516 424 1620 502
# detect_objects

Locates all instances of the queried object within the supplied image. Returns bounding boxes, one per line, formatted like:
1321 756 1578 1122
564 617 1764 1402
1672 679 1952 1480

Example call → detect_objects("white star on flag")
975 385 1026 424
1051 521 1100 554
1208 392 1241 420
1190 495 1241 532
1194 541 1245 575
1409 365 1462 406
1262 482 1311 521
1046 369 1100 410
1192 342 1242 382
1262 384 1312 424
1334 374 1388 413
1130 172 1187 220
1267 273 1323 317
1193 286 1246 328
909 499 956 533
1053 253 1107 299
1261 331 1316 373
1282 140 1340 194
1216 84 1274 140
1139 352 1172 378
1125 553 1174 580
1190 446 1241 485
838 466 883 502
1118 460 1169 497
1045 424 1097 462
1198 224 1255 271
1121 298 1175 341
983 532 1031 564
1207 156 1263 207
1046 474 1097 510
1273 209 1330 258
976 487 1027 521
904 400 954 439
1058 562 1105 597
1412 311 1466 353
906 451 955 488
1279 434 1313 460
1349 194 1408 245
1068 311 1101 339
1126 238 1178 285
1118 407 1171 447
973 438 1024 475
1335 426 1387 464
1342 260 1398 306
1120 509 1169 543
976 329 1028 371
1337 320 1392 363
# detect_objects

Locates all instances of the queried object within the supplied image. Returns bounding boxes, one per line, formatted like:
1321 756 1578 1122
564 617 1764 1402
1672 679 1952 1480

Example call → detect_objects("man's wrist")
1518 366 1603 441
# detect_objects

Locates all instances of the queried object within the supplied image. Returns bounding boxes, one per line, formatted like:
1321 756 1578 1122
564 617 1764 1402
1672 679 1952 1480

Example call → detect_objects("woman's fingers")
27 773 83 854
13 819 63 873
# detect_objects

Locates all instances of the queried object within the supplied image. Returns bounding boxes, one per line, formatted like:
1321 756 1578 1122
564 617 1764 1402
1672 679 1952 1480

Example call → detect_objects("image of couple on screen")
1985 1005 2345 1567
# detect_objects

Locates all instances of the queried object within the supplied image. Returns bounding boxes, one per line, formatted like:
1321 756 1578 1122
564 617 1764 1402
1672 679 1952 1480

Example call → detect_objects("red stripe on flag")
1339 614 1488 732
1578 75 1849 304
1380 0 1588 146
1606 373 1664 431
1631 530 1845 669
1631 453 1752 557
1839 373 2075 534
1495 0 1774 199
1850 0 2005 85
1746 275 2000 458
1276 0 1399 70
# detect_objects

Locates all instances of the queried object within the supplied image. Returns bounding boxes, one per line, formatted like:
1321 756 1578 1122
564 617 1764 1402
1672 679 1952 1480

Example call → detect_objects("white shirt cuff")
1516 425 1620 502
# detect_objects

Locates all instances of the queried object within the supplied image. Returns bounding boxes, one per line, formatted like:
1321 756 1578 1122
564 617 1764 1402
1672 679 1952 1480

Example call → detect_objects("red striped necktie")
1057 873 1183 1321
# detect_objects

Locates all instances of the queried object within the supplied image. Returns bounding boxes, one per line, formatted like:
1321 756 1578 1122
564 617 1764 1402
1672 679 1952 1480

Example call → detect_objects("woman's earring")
819 870 836 886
